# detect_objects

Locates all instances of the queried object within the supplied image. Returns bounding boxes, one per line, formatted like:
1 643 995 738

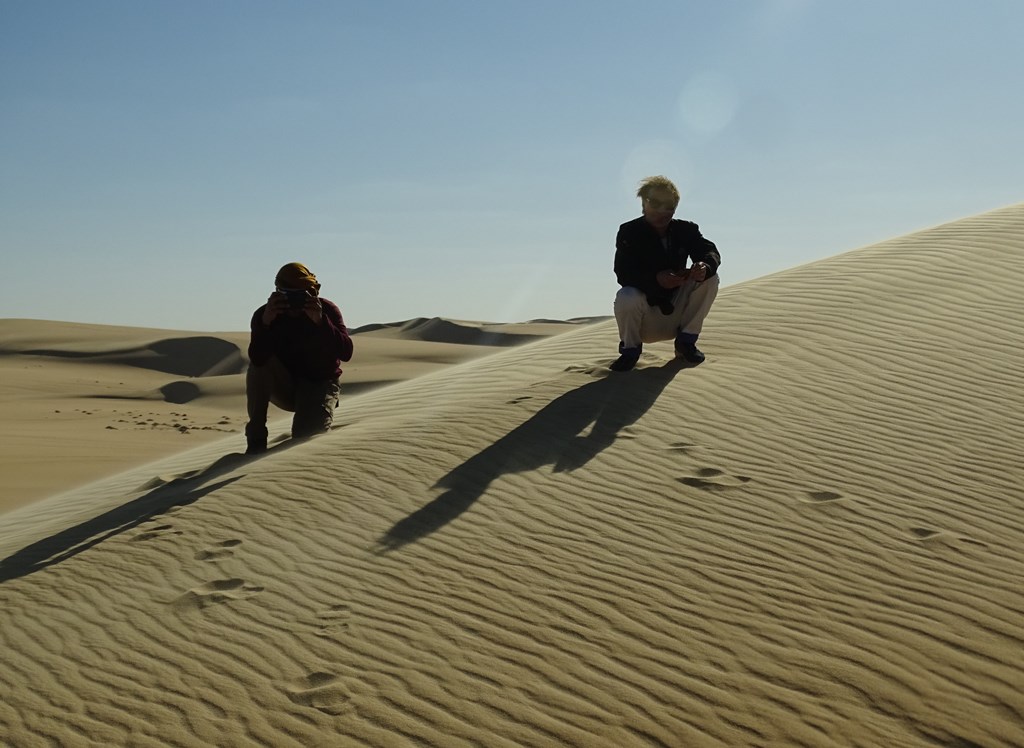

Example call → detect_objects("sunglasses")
645 197 678 212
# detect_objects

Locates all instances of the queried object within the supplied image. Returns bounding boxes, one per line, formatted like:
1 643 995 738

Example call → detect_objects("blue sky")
2 0 1022 331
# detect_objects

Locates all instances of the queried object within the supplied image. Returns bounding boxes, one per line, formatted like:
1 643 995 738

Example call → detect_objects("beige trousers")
614 274 720 348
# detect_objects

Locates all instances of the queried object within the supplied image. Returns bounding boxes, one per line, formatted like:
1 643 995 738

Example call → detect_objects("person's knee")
292 406 335 438
291 380 339 437
688 273 720 302
614 286 647 313
696 273 721 295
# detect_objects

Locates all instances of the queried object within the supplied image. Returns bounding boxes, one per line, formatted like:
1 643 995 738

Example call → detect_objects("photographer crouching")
244 262 354 454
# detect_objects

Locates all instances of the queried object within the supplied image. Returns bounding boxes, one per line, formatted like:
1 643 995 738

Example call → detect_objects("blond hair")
636 175 680 203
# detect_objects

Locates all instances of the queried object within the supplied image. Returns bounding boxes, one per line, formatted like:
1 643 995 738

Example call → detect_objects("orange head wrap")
275 262 320 292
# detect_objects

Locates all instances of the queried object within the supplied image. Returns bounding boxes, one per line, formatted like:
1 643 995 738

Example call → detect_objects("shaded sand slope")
2 204 1023 746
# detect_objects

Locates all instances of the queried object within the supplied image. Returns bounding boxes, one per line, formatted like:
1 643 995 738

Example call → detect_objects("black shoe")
245 424 268 455
245 440 267 455
610 345 642 372
675 346 705 365
674 332 705 365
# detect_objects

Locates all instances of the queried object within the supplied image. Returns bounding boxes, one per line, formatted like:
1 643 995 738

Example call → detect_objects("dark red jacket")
248 298 353 380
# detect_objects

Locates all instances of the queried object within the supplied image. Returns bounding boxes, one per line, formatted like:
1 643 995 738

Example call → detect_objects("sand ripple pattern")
2 204 1024 745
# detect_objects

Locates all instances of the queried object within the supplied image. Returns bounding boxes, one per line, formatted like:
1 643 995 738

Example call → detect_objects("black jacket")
614 217 721 309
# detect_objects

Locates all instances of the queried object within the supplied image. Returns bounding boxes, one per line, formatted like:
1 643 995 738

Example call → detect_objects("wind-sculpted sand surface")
1 204 1022 746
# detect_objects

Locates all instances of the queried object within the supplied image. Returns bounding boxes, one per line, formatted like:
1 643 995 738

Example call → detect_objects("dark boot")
610 343 642 372
245 424 268 455
674 332 705 365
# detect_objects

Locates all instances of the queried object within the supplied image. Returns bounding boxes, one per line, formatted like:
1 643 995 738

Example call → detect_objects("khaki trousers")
245 356 340 441
614 274 720 348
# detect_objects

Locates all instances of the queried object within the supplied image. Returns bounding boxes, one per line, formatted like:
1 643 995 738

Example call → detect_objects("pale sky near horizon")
2 1 1022 332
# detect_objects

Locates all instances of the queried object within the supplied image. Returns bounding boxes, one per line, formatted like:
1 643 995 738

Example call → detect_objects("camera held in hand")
283 289 311 308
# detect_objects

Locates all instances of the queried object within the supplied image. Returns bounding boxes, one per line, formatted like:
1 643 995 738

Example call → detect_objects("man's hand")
303 296 323 324
261 292 288 326
690 262 709 282
656 269 689 289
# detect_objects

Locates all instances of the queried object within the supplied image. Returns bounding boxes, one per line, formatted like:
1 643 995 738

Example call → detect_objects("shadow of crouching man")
379 359 685 550
0 452 261 584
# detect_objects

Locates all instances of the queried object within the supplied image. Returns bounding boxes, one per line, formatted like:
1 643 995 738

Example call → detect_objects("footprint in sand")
313 604 353 638
130 524 183 542
907 527 988 549
174 578 264 610
139 469 202 491
667 441 700 455
677 467 752 492
195 539 243 561
802 490 844 504
565 363 612 377
285 672 351 715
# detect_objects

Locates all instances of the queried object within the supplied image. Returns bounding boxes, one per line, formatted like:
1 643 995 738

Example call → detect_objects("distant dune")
352 315 607 346
1 204 1023 746
3 332 246 378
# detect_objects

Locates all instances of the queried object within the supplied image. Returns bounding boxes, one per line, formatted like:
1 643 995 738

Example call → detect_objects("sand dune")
0 318 577 511
353 316 606 347
1 204 1023 746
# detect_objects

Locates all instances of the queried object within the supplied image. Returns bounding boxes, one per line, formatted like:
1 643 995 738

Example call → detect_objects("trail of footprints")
129 431 987 721
129 494 361 715
668 442 982 547
127 522 263 610
176 533 357 717
285 607 358 714
174 578 265 610
671 442 754 492
178 536 261 609
130 504 360 716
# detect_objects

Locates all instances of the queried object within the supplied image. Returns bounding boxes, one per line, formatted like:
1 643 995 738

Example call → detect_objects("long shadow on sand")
0 441 298 584
380 359 686 550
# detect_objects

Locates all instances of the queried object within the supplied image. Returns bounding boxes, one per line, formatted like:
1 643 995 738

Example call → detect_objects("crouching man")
244 262 354 454
611 175 721 372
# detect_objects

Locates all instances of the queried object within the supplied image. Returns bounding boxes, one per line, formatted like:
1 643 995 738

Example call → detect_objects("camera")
283 289 310 308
